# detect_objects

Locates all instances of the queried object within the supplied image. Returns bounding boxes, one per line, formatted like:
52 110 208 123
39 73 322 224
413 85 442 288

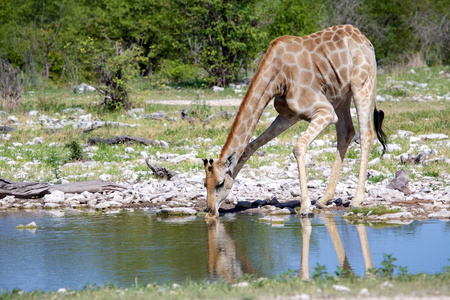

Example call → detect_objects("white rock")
332 284 351 292
124 147 135 153
43 190 65 203
44 203 61 209
212 86 224 92
428 210 450 219
418 133 448 140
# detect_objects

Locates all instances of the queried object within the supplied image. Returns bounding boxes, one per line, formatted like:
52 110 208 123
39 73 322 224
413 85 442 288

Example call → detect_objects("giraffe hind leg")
318 96 355 207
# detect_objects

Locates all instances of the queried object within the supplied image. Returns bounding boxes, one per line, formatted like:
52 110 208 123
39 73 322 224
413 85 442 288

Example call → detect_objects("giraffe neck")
219 51 282 163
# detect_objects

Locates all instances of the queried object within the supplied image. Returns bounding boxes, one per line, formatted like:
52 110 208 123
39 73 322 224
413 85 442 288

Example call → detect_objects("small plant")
45 149 65 183
376 254 399 278
66 140 84 161
367 175 388 184
311 263 331 280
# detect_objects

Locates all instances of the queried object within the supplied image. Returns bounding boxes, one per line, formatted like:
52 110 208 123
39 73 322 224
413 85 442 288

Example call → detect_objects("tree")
182 0 266 86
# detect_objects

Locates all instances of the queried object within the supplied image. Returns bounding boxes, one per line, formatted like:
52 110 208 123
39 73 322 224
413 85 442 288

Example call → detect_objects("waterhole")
1 210 449 292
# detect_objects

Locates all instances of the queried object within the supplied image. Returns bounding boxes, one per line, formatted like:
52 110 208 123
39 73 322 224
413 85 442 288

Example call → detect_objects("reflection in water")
207 215 374 281
300 216 373 279
1 211 449 292
206 219 258 282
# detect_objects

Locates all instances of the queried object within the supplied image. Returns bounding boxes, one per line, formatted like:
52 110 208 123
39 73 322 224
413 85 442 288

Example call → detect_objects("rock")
373 212 414 220
212 86 224 92
43 190 65 203
73 83 96 93
44 203 61 209
156 207 197 216
149 111 167 120
387 170 414 194
16 222 38 229
333 284 351 292
428 210 450 219
418 133 448 140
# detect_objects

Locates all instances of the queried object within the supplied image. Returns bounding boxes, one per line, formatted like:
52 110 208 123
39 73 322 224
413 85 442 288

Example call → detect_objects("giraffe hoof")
300 212 314 218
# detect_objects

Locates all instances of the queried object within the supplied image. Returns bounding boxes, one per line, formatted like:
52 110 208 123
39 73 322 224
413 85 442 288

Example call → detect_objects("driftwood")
0 178 50 198
202 111 232 124
0 178 124 199
49 180 124 193
87 135 160 146
0 125 15 132
145 157 178 180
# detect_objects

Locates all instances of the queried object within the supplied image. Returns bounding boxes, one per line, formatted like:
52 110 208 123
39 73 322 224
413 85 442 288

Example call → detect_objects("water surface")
0 210 449 292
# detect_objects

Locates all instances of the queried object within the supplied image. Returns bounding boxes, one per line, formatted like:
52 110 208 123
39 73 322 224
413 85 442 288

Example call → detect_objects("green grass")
2 267 449 300
346 205 402 218
1 66 449 183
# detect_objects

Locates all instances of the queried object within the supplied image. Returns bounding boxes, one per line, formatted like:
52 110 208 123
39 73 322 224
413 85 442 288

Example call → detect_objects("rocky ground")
1 112 449 222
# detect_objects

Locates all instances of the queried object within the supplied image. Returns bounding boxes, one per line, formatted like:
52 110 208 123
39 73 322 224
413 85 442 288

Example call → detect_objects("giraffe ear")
225 153 237 171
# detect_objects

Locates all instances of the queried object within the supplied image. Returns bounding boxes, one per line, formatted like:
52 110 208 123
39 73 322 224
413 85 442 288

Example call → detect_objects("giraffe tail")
373 107 387 155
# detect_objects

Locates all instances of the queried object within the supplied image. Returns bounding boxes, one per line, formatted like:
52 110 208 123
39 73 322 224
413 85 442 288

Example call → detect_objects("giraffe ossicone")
203 25 387 219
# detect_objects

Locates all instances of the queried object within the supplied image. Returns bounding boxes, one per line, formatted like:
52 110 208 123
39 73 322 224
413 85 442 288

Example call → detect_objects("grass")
1 264 449 299
0 66 449 184
347 205 402 216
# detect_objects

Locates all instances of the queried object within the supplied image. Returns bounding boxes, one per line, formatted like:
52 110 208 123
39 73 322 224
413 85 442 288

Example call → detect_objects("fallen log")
49 180 125 193
0 125 15 133
0 178 124 199
145 157 178 180
0 178 50 198
87 135 160 146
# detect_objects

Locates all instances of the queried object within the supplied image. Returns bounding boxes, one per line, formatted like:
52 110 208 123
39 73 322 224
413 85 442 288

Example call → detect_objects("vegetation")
1 256 449 299
0 0 448 102
0 65 448 184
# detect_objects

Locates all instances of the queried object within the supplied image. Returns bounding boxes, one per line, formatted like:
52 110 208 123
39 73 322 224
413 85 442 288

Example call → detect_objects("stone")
418 133 448 140
43 190 65 203
387 170 414 194
428 210 450 219
44 203 61 209
332 284 351 292
73 83 96 93
156 207 197 216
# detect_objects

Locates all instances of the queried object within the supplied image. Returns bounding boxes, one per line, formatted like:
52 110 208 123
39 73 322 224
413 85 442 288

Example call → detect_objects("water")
0 210 449 292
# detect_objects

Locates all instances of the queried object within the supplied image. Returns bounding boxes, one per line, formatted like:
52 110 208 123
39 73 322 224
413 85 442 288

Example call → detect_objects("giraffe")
203 25 387 219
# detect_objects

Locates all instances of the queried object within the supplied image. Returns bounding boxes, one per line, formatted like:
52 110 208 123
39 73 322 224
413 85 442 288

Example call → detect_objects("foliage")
347 206 402 217
1 257 449 299
79 38 144 110
0 59 23 111
65 140 83 161
181 0 266 86
0 0 448 91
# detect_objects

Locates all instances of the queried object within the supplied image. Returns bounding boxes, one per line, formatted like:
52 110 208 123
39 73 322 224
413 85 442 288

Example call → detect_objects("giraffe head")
203 153 237 219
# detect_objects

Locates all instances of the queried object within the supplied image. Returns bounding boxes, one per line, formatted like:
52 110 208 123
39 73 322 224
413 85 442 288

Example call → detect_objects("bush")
0 58 23 111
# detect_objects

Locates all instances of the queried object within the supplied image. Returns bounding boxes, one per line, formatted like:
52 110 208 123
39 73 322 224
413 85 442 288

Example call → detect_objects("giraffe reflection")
206 219 259 282
300 216 373 280
207 216 373 282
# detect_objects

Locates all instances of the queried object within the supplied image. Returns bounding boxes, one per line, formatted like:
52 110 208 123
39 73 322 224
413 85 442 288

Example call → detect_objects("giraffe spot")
352 33 363 44
340 51 349 65
286 43 301 53
326 41 337 52
284 54 296 64
297 52 312 70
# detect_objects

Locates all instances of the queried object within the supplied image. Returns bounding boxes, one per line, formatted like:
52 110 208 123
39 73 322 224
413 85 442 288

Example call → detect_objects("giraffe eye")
216 180 225 189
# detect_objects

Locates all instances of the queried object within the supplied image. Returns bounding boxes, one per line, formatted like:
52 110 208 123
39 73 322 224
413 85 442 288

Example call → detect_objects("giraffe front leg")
294 109 337 216
233 114 297 179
